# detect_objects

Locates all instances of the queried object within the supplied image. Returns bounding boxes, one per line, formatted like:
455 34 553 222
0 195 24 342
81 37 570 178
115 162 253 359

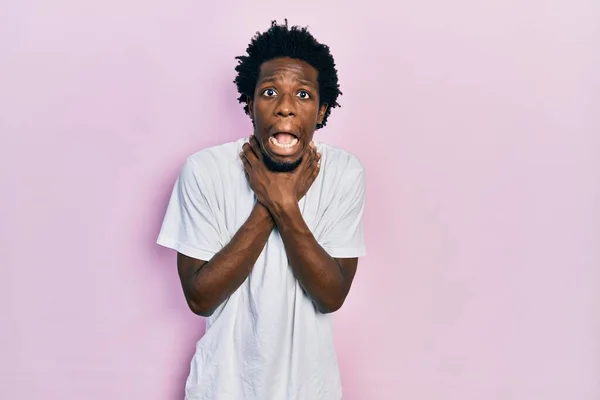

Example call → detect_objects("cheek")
254 101 272 119
300 102 318 117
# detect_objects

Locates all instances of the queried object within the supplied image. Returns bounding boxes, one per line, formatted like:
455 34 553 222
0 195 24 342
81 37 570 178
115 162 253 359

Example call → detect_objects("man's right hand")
293 141 321 201
241 135 321 211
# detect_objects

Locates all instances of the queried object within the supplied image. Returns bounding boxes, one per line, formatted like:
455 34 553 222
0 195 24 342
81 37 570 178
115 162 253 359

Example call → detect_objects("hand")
241 135 321 212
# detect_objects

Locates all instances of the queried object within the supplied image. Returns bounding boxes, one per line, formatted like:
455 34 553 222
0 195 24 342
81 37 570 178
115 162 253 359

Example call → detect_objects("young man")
157 20 366 399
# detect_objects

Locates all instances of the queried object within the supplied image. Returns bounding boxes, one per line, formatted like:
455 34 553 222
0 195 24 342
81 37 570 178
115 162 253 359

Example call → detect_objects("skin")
177 57 358 316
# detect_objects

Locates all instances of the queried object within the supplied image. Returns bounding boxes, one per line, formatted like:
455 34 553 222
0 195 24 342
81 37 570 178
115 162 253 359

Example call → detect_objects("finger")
313 152 321 172
311 155 321 177
312 144 319 156
312 165 320 179
300 152 314 174
240 151 252 171
309 141 317 156
242 143 258 165
302 152 317 181
309 146 320 168
303 144 316 168
309 149 321 175
304 161 320 190
248 135 263 161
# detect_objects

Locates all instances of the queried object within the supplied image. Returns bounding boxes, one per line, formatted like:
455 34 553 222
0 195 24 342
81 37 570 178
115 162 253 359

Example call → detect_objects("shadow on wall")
144 69 250 398
149 163 207 399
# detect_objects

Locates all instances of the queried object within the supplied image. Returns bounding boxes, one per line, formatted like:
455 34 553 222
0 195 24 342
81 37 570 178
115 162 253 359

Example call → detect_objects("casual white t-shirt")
157 137 366 400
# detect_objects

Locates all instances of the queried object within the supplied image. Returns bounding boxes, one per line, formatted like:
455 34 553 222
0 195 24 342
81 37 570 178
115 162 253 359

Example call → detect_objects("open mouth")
269 132 299 149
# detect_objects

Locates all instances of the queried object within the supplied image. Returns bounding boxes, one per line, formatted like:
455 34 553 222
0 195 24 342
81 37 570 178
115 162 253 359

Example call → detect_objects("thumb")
301 141 316 168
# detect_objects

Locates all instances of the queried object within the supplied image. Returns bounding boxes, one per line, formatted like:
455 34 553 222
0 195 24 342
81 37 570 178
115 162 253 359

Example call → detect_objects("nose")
275 93 296 118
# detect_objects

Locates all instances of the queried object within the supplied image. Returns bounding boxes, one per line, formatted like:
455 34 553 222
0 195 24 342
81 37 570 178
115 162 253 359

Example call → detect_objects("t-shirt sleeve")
156 156 223 261
320 165 367 259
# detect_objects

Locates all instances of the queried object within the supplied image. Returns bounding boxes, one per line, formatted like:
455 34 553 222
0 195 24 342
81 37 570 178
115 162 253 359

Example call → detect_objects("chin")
259 135 306 172
262 152 303 172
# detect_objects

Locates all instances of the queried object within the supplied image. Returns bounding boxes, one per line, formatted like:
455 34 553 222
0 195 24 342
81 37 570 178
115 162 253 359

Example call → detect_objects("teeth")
269 137 299 149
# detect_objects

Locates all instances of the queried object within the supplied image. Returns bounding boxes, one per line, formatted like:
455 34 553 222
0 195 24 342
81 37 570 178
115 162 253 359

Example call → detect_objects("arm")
177 203 274 317
175 138 319 317
242 135 365 314
157 153 277 317
271 202 358 313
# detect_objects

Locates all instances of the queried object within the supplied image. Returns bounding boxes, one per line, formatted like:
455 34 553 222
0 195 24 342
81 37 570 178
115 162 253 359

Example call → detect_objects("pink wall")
1 1 599 399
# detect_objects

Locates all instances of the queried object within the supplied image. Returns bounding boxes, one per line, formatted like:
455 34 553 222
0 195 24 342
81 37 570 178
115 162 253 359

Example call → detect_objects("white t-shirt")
157 137 366 400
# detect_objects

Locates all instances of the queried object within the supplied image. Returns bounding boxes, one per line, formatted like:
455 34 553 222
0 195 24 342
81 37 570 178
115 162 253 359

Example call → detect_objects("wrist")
252 202 275 226
269 198 300 225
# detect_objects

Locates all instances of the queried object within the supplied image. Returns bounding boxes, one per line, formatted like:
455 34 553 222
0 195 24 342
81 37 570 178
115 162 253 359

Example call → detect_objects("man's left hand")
241 135 320 214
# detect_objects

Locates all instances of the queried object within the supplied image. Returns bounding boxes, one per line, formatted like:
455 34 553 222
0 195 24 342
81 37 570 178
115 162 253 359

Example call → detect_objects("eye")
262 88 277 97
297 90 311 99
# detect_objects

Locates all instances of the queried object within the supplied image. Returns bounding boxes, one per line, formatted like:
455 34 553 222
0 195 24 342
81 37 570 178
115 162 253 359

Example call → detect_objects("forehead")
257 57 319 86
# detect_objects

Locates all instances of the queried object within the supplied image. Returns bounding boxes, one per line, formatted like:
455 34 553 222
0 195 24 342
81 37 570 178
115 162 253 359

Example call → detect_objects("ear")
247 95 254 120
317 103 328 125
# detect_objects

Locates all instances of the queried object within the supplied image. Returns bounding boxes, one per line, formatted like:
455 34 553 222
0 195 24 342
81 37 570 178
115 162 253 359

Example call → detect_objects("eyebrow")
258 76 317 88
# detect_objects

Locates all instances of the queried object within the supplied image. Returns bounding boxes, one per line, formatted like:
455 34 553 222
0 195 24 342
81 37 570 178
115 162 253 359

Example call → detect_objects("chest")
209 168 336 244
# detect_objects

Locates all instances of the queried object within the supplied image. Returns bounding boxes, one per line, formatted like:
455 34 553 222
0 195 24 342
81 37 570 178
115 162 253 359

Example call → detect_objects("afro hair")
234 19 342 129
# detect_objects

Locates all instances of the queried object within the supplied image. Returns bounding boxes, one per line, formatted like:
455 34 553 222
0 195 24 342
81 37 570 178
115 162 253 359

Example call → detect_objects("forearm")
187 203 274 315
271 202 346 313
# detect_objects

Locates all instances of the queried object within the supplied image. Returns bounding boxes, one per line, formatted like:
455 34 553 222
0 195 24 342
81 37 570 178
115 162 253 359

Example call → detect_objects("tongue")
274 133 295 144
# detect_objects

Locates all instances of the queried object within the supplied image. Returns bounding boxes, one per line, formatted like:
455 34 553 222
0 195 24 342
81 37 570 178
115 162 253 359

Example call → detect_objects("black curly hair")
234 19 342 129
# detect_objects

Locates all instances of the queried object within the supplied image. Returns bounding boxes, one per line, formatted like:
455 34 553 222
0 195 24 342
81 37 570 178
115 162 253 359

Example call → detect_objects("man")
157 20 366 399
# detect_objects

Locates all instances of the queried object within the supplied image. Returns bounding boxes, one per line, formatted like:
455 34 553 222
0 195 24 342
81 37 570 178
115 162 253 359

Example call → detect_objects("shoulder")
319 142 363 173
186 138 245 169
180 138 245 182
318 142 365 186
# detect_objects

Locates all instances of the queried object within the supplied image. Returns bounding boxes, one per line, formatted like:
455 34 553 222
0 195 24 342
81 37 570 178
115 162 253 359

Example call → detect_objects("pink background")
1 1 599 399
